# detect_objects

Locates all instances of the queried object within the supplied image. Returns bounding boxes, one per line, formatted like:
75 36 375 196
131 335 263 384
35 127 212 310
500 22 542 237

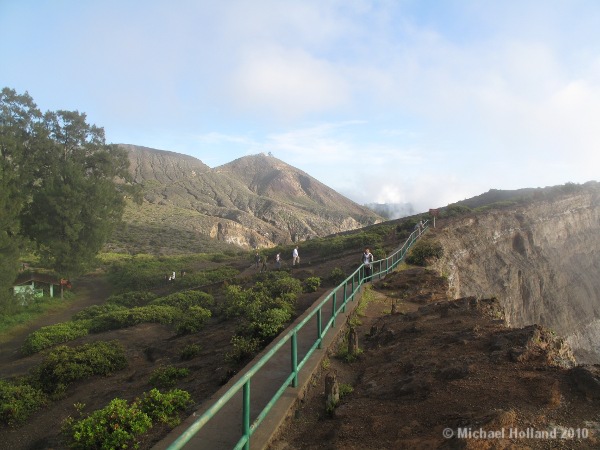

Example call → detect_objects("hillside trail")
0 271 111 366
271 267 600 450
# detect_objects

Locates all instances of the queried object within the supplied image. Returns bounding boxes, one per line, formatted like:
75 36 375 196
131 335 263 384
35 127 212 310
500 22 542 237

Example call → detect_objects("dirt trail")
0 272 111 366
270 268 600 450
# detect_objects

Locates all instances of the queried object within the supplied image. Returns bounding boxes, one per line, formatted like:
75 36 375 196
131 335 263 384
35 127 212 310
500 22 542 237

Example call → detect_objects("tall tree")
0 88 42 301
21 109 131 277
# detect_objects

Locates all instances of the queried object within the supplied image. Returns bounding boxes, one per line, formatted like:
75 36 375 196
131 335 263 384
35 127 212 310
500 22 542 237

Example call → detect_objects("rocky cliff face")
431 183 600 363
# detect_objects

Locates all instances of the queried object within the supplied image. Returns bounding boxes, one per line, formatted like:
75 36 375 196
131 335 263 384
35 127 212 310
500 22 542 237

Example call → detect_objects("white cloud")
229 45 350 118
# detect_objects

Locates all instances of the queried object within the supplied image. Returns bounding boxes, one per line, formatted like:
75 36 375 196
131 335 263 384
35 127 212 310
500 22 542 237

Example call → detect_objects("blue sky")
2 1 599 214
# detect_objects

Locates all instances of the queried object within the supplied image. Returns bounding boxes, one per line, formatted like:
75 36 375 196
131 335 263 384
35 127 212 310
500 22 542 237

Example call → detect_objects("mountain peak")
110 145 382 253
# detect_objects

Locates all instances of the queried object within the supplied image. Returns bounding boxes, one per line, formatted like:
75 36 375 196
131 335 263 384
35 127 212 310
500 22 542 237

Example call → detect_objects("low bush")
88 305 180 333
406 239 444 266
328 267 346 285
226 335 261 364
31 341 127 395
0 380 47 426
151 291 215 311
71 303 126 321
138 388 192 427
303 277 321 293
175 305 212 334
149 366 190 388
267 276 303 297
180 343 202 361
62 388 192 448
21 321 91 356
62 398 152 449
106 291 157 307
242 307 291 341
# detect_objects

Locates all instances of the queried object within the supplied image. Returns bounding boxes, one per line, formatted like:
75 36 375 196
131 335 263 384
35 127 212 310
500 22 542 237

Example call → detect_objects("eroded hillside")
430 183 600 363
112 145 382 253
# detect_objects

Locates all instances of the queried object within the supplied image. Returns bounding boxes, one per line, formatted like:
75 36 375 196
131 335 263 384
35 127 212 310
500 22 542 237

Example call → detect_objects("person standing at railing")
363 247 374 281
292 246 300 266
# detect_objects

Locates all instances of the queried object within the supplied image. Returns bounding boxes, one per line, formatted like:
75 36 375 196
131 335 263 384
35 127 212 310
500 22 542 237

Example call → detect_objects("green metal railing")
167 221 428 450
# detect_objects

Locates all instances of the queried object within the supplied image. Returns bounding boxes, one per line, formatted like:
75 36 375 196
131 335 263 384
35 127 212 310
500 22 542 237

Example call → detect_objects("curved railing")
167 221 429 450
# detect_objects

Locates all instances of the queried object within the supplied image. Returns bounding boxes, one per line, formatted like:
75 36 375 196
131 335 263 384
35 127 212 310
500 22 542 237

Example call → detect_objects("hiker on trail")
362 247 374 282
292 246 300 266
275 252 281 270
260 254 269 272
415 222 420 233
254 252 260 269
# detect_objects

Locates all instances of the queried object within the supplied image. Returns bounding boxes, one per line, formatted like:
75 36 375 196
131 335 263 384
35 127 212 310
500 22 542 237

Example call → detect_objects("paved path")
153 283 367 450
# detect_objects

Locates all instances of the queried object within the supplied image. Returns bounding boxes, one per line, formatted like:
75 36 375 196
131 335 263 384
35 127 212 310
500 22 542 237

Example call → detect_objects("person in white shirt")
362 248 373 281
292 246 300 266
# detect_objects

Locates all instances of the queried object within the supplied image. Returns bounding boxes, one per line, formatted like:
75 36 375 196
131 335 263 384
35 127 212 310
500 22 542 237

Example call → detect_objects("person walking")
292 246 300 266
362 248 374 282
254 251 260 269
275 252 281 270
260 254 269 273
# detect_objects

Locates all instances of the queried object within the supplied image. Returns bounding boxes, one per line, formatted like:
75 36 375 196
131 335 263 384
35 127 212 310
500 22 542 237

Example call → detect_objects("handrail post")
342 284 347 313
243 380 250 450
291 332 298 387
317 308 323 349
332 292 337 328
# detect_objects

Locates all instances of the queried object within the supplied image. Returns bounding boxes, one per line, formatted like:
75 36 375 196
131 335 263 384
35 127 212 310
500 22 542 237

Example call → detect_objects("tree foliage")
0 87 133 291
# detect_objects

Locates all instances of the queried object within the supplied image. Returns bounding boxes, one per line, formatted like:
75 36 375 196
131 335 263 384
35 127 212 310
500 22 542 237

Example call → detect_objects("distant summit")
109 145 382 254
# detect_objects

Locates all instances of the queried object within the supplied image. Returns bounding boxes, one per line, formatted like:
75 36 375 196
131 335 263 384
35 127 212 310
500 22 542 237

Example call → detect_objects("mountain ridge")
110 145 382 254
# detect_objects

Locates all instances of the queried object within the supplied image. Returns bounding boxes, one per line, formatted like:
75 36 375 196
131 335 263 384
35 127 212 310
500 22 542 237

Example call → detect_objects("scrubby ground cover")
0 216 426 449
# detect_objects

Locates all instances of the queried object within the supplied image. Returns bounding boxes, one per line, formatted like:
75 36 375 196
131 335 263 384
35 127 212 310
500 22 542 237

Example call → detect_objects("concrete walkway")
153 283 367 450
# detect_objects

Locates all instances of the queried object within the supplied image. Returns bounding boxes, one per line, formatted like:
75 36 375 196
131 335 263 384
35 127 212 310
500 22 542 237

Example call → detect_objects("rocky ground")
0 249 361 450
4 256 600 450
270 268 600 450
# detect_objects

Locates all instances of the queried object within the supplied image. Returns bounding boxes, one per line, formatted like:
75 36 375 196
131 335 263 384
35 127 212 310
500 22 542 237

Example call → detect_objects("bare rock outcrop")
431 184 600 362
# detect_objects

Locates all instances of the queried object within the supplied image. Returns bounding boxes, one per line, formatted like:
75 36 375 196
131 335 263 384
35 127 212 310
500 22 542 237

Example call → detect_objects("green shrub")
0 380 47 426
441 204 471 218
246 307 291 340
63 389 193 448
176 267 239 289
223 285 262 319
138 388 192 427
21 321 91 356
71 304 126 321
328 267 346 285
303 277 321 293
406 239 444 266
175 305 211 335
62 398 152 449
268 276 303 297
339 382 354 399
31 341 127 395
88 305 180 333
152 291 215 311
149 365 190 388
180 343 202 361
372 247 386 261
226 335 261 364
106 291 157 307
